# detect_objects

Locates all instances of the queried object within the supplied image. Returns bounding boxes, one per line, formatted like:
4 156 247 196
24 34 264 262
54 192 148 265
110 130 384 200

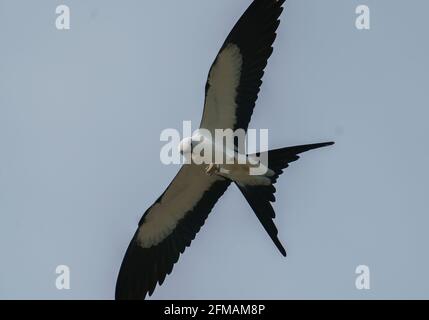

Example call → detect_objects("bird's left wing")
200 0 285 134
115 165 230 300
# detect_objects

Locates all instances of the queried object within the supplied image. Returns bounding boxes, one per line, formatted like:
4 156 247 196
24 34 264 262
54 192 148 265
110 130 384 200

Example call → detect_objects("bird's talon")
205 164 219 176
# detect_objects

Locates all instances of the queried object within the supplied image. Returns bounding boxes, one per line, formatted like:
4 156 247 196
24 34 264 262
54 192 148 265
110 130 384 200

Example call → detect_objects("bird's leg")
205 163 220 176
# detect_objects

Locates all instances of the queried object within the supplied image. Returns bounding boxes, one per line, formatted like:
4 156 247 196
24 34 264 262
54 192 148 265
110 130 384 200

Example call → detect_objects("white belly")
190 132 273 186
217 161 273 186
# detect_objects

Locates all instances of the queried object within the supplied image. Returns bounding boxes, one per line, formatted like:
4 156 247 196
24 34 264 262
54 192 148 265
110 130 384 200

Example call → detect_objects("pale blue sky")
1 0 429 299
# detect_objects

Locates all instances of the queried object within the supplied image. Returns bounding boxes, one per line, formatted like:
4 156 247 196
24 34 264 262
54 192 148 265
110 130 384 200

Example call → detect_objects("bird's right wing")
115 165 231 300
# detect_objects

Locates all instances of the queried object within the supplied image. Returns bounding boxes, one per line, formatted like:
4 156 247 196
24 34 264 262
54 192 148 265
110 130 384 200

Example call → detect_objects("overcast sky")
1 0 429 299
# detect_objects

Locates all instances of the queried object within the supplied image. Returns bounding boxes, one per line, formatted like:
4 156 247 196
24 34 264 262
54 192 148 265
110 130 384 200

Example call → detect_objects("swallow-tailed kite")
116 0 334 299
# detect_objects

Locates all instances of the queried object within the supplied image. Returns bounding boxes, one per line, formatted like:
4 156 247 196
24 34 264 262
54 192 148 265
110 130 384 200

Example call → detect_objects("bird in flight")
116 0 333 300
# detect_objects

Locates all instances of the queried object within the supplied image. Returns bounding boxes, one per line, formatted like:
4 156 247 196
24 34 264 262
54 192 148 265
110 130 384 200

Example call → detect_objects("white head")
178 137 193 158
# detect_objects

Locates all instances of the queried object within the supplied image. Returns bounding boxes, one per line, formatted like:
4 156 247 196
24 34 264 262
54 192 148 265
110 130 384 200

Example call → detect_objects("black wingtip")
303 141 335 150
287 141 335 155
115 241 151 300
274 238 287 257
279 245 287 257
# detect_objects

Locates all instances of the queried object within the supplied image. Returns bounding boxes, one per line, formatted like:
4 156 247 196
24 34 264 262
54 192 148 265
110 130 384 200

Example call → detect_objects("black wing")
200 0 286 133
116 165 230 299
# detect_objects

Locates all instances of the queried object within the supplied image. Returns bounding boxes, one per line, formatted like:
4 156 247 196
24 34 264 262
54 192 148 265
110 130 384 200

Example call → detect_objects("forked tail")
237 142 334 256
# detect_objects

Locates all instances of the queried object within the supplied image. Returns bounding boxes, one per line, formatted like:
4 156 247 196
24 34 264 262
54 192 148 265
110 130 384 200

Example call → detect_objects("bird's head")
178 137 193 158
179 133 209 162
